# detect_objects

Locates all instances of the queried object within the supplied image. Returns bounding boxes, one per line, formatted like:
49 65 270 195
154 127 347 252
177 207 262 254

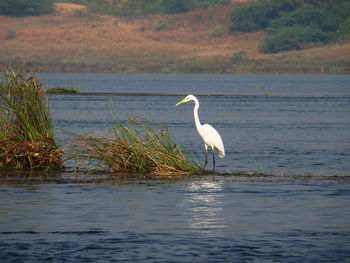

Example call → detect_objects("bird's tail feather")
214 146 225 158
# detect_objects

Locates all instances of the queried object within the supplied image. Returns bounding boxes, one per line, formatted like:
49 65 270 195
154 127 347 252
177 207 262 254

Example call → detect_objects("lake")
0 73 349 262
44 73 350 176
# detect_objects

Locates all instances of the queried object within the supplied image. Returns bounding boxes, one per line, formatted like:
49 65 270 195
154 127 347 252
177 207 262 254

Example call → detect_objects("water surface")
1 74 349 262
1 177 349 262
40 73 349 96
40 73 350 176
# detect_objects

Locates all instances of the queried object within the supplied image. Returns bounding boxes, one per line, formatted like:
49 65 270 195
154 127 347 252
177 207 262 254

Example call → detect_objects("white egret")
176 95 225 171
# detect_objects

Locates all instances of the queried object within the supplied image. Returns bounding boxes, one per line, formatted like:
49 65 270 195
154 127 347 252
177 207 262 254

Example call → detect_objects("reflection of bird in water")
176 95 225 171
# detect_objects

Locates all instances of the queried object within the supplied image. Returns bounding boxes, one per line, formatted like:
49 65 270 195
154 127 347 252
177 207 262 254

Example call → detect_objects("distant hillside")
0 2 349 73
230 0 350 54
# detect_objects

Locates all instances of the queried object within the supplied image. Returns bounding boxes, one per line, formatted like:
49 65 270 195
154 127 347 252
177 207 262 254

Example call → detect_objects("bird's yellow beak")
176 98 187 107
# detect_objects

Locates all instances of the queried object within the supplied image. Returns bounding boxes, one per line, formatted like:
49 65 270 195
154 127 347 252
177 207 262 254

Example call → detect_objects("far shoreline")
2 63 349 75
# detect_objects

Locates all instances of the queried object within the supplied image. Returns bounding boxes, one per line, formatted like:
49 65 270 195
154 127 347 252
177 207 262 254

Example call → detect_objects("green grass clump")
72 119 202 175
154 19 170 32
0 67 63 170
46 86 79 94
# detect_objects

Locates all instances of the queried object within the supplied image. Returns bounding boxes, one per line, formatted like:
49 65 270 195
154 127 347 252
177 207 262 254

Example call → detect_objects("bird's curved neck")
193 97 201 130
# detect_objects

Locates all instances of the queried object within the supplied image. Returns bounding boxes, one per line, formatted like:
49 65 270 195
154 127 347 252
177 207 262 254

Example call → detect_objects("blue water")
40 73 350 96
1 74 350 262
0 179 349 262
41 73 350 176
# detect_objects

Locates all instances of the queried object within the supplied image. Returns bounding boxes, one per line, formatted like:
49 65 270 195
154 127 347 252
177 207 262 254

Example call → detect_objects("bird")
176 95 225 171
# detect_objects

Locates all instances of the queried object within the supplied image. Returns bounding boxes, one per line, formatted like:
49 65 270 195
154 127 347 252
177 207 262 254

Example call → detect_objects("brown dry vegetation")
0 3 349 73
0 138 63 170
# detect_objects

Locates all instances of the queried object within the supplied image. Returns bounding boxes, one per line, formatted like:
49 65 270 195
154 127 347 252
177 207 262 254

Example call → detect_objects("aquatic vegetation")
71 118 202 175
46 86 79 94
0 138 63 170
0 67 63 170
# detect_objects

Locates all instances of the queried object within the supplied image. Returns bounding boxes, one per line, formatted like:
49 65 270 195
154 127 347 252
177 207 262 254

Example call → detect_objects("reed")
0 67 63 170
72 119 202 175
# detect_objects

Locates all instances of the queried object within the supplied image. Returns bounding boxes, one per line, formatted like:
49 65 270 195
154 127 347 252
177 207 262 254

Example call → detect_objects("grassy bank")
0 68 63 170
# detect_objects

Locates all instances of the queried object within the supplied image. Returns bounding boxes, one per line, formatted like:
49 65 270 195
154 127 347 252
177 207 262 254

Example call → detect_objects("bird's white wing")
200 124 225 158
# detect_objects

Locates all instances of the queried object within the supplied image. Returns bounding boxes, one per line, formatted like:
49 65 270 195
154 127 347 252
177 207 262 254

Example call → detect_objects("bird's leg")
203 145 208 171
212 152 215 172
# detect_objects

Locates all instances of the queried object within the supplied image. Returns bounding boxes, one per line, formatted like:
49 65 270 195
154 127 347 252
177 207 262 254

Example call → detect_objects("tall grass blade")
0 67 63 170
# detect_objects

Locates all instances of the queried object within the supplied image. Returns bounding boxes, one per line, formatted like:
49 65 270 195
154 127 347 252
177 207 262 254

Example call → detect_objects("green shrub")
154 19 170 32
229 0 307 33
0 0 55 17
268 7 326 29
72 0 229 16
231 51 248 64
230 0 350 33
262 26 336 53
339 16 350 37
268 5 350 32
119 0 164 16
211 25 227 37
162 0 193 14
161 0 229 14
231 0 350 53
6 29 16 40
230 1 276 32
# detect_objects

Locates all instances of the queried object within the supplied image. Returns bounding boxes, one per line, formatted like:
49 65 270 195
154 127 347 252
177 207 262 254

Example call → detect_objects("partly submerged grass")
0 68 54 141
71 119 203 175
0 67 63 170
46 86 79 94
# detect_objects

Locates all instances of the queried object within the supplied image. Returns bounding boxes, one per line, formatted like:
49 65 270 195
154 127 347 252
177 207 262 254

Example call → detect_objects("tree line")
0 0 55 17
0 0 229 17
230 0 350 53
